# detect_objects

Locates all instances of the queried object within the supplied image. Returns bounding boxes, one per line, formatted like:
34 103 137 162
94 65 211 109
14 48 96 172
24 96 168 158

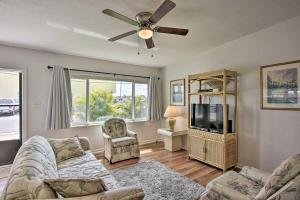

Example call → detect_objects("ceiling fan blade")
156 26 189 36
103 9 138 26
108 30 137 41
149 0 176 24
145 38 155 49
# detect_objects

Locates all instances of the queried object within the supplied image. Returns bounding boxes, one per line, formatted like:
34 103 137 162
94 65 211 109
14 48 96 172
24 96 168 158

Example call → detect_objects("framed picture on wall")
260 60 300 110
170 79 185 106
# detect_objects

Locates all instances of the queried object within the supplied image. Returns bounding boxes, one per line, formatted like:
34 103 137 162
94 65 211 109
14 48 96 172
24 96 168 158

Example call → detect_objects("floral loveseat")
200 154 300 200
2 136 144 199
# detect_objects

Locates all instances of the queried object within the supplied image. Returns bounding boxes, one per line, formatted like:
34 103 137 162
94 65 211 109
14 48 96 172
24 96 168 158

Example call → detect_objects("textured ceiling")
0 0 300 67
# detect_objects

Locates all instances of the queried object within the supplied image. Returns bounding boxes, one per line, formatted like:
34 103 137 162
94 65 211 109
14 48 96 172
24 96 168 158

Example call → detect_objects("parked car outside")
0 98 19 115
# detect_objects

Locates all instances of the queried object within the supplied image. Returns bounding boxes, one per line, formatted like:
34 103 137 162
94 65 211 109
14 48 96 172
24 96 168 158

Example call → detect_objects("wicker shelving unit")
187 69 238 171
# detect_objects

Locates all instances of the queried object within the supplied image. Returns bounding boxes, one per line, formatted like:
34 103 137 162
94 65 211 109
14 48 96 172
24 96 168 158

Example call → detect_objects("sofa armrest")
201 182 252 200
103 133 112 141
127 130 138 140
78 137 90 151
103 133 112 152
240 166 271 186
46 186 144 200
98 186 144 200
266 174 300 200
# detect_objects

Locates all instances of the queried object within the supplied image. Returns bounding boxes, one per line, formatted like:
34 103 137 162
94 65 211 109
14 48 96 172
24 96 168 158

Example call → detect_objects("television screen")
191 104 232 133
191 104 209 129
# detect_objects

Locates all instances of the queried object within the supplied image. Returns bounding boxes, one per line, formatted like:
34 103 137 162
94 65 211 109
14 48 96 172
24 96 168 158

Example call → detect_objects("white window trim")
70 75 149 127
71 118 149 128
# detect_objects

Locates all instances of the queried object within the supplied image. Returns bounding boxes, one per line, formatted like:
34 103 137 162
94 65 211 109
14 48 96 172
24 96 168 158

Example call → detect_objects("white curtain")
148 76 162 120
46 66 72 130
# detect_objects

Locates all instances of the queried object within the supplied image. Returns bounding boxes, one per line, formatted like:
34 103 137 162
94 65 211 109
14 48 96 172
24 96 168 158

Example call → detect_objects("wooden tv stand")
187 69 238 171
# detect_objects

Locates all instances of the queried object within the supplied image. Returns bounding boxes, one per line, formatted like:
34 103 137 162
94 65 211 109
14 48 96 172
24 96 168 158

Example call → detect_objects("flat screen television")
191 104 232 133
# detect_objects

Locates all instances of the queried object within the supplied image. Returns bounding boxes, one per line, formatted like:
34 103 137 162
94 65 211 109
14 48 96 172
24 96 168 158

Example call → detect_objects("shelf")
188 69 237 81
189 77 235 83
189 91 236 96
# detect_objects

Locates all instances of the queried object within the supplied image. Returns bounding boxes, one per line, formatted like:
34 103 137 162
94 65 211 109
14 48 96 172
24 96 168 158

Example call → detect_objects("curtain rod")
47 66 160 80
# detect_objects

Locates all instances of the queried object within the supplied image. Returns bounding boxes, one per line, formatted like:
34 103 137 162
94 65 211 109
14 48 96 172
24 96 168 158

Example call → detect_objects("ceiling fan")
102 0 189 49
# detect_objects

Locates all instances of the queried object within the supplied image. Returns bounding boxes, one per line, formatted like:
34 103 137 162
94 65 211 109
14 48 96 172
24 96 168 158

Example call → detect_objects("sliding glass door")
0 69 22 165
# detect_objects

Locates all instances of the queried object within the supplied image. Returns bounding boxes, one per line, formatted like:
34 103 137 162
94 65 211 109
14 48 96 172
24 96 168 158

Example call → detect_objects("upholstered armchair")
200 154 300 200
102 118 140 163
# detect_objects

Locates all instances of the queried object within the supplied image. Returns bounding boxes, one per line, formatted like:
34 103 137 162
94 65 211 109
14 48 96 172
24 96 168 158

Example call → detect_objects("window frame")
70 76 149 126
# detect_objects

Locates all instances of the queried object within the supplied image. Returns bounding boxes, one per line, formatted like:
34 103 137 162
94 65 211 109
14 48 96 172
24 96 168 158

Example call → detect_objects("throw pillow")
44 178 107 197
48 136 85 163
255 154 300 199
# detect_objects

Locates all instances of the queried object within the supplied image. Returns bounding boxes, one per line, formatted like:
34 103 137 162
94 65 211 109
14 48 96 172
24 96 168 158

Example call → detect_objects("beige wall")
162 15 300 172
0 45 163 152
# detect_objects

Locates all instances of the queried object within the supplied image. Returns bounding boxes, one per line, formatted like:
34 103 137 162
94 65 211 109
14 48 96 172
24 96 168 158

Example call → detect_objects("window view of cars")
0 98 19 115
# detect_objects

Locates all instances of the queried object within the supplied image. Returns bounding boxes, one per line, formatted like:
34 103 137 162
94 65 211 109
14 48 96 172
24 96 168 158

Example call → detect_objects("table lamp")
164 106 180 131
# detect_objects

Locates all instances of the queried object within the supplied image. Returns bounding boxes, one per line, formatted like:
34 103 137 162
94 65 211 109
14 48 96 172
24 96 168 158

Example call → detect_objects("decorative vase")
168 117 176 131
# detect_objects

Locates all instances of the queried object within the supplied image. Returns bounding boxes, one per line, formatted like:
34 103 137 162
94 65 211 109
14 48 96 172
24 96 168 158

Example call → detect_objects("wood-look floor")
96 142 222 186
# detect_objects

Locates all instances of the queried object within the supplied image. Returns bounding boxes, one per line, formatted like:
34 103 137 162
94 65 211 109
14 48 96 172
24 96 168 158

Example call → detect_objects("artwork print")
261 60 300 110
267 68 298 104
170 79 185 106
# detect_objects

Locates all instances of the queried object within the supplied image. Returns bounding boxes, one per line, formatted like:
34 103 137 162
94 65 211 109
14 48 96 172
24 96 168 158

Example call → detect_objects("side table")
157 128 187 152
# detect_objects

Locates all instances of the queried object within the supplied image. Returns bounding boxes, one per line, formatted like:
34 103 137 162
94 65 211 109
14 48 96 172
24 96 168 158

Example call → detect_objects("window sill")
71 119 149 128
71 123 103 128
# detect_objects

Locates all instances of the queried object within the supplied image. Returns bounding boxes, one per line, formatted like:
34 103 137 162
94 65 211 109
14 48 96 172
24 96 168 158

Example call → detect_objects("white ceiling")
0 0 300 67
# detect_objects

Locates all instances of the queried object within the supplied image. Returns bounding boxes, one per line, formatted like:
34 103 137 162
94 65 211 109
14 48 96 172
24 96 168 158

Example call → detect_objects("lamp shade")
164 106 180 118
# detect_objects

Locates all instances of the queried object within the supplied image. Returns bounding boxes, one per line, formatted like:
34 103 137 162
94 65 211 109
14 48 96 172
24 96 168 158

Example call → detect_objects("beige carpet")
112 160 205 200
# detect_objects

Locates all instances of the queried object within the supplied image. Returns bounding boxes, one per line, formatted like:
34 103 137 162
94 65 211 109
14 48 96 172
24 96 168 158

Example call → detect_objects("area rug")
111 160 205 200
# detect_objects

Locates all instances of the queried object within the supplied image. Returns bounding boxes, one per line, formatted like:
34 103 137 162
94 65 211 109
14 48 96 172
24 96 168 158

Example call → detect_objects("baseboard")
91 138 162 156
139 138 163 145
91 148 104 156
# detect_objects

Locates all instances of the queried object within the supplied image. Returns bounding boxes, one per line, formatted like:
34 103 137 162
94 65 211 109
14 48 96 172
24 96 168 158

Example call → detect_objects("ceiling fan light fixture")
138 28 153 39
103 0 189 49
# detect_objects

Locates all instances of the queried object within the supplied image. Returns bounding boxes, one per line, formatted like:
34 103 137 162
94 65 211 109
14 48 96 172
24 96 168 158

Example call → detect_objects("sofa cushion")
58 160 110 179
255 154 300 200
48 136 86 163
103 118 127 138
57 151 96 170
3 136 58 199
206 171 263 199
112 137 137 147
45 178 107 197
78 137 90 151
58 158 119 190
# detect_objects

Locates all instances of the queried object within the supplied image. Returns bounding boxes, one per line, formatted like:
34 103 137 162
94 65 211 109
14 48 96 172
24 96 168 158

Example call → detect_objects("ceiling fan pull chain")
150 34 154 58
137 46 140 55
137 37 141 55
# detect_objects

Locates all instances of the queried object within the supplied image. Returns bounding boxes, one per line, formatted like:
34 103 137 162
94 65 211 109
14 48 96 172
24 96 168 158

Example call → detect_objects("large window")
71 77 148 125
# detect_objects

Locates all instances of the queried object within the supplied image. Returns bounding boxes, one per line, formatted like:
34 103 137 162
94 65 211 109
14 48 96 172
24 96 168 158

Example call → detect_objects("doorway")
0 69 22 165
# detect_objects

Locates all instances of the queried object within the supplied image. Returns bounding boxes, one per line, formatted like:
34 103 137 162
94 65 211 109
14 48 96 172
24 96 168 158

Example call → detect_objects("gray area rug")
111 160 205 200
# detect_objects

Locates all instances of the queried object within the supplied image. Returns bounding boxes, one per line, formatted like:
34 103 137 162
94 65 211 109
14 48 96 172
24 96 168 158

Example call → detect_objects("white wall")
0 45 163 153
162 15 300 172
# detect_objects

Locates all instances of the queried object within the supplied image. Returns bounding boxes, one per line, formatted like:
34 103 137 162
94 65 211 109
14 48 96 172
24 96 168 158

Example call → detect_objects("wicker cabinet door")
189 135 205 160
205 140 224 168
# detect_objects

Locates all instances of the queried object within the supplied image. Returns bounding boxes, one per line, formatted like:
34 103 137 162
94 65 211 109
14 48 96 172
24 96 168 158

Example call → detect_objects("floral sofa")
200 154 300 200
2 136 144 199
102 118 140 163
